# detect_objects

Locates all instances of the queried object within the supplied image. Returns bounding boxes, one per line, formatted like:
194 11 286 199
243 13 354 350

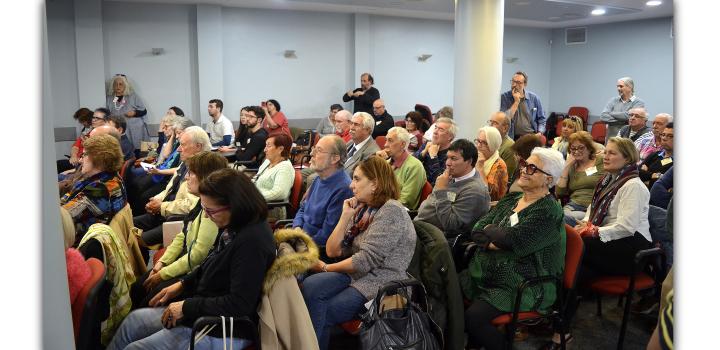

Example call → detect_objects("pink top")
66 248 91 304
264 111 292 139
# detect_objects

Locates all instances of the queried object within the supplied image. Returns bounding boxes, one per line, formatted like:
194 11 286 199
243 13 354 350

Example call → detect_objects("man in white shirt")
205 98 235 147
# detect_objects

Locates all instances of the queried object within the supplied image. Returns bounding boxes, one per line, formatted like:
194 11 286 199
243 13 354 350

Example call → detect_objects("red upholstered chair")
374 135 386 149
119 157 135 181
72 258 109 350
408 181 433 219
590 122 607 144
489 225 584 350
589 247 665 350
567 106 589 125
394 120 406 128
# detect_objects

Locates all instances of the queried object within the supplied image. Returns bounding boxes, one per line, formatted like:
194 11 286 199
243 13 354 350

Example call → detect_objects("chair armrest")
274 219 294 229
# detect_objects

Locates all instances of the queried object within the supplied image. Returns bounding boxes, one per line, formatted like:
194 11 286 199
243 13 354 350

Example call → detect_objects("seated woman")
61 134 128 243
252 133 295 219
462 147 565 350
475 126 509 201
507 134 543 193
234 106 250 148
58 107 94 173
555 131 605 226
404 111 429 152
551 116 583 158
639 122 673 189
130 151 228 308
107 168 276 350
302 156 417 350
61 206 91 307
262 99 292 139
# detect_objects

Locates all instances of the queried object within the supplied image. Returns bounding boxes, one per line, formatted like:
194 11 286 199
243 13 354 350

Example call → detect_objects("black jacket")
372 111 395 138
342 86 380 115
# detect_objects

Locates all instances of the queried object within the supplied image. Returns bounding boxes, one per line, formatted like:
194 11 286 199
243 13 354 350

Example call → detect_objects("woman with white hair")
461 147 565 350
106 74 149 153
475 126 509 201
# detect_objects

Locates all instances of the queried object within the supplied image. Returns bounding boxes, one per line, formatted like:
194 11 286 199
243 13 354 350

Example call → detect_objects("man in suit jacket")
344 112 380 177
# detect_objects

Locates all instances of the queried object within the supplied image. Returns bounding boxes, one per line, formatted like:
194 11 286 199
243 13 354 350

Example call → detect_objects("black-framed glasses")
569 146 587 153
518 159 552 176
474 139 488 147
660 133 674 139
201 203 230 217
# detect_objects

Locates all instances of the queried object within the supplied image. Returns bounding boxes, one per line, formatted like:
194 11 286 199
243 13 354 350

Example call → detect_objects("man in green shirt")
489 111 517 176
376 127 426 210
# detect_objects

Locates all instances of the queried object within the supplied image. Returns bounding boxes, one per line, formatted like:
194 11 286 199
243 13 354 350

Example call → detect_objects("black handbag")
359 278 443 350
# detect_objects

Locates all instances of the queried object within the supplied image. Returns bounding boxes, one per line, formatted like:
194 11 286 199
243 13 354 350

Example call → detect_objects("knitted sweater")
293 169 353 245
461 192 565 313
341 200 417 300
392 155 427 210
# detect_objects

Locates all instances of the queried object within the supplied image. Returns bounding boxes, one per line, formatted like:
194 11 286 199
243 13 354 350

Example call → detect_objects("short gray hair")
530 147 565 187
161 114 178 128
618 77 635 93
327 134 348 166
335 110 351 122
388 127 410 150
183 126 212 151
655 113 673 123
173 117 195 131
435 117 457 137
354 112 375 134
478 126 502 154
436 106 453 119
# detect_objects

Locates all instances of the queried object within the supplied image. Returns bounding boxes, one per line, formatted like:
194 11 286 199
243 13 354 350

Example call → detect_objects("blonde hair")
83 134 124 173
60 207 75 249
607 137 640 164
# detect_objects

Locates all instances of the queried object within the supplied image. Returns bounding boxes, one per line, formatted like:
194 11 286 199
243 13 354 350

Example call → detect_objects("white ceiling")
110 0 673 28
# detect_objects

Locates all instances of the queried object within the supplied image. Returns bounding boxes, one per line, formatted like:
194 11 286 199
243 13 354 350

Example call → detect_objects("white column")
196 5 224 127
453 0 504 140
74 0 107 107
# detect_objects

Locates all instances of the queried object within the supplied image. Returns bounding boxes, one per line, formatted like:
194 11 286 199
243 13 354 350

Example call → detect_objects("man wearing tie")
343 112 380 177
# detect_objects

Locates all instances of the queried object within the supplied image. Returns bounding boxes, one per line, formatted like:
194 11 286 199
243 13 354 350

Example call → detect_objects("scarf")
483 151 500 178
588 163 639 226
78 224 136 346
341 204 378 249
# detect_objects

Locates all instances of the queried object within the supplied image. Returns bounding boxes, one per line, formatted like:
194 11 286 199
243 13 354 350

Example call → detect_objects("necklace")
112 95 126 111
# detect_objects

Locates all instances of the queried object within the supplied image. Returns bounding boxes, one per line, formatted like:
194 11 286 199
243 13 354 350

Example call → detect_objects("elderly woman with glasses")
475 126 509 202
461 147 566 350
551 116 584 158
302 156 416 350
108 168 276 350
130 151 228 308
555 131 606 226
404 111 429 152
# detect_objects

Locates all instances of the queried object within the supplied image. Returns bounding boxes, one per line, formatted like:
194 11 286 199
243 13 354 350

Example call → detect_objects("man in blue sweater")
293 135 354 246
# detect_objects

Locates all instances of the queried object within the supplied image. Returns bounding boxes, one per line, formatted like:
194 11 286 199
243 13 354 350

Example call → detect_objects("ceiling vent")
565 27 587 45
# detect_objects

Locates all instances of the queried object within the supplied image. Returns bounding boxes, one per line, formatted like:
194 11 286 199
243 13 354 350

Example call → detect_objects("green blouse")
556 157 605 208
460 192 565 313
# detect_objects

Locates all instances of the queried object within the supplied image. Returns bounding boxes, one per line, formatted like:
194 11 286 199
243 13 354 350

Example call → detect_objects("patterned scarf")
341 204 378 249
588 163 639 226
78 223 136 346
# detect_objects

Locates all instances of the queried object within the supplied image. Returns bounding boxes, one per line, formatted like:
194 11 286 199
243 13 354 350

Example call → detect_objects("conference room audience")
293 135 354 246
376 127 426 210
234 106 250 148
638 113 672 163
556 131 606 226
252 133 296 219
106 74 149 153
318 104 343 137
159 106 184 152
415 117 457 185
344 112 380 177
475 126 509 202
333 110 352 143
462 147 565 350
61 134 127 242
218 106 268 168
404 111 429 151
302 156 416 350
370 98 395 138
507 134 543 193
422 105 452 142
107 168 276 350
639 122 673 189
551 116 584 158
262 98 292 139
130 151 227 308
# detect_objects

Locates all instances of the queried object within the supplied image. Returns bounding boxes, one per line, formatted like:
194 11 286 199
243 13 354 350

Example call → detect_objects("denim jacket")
500 90 546 138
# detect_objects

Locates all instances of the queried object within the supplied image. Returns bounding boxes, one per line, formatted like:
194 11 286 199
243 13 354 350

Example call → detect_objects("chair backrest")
119 157 135 180
394 120 406 128
563 224 584 290
590 121 607 144
375 135 387 149
72 258 105 344
567 106 589 124
289 170 303 216
419 181 433 205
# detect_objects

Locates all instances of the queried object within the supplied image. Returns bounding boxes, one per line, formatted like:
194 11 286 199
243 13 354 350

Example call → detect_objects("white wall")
549 17 674 119
500 26 553 115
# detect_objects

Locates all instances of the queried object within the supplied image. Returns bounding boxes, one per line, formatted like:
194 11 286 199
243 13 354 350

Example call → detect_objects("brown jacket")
109 204 146 277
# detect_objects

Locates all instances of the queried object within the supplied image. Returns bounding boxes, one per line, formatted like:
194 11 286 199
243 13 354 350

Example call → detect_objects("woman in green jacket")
462 147 566 350
130 151 228 307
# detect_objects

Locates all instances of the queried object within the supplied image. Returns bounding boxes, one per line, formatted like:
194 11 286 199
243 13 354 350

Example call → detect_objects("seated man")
414 117 456 185
293 135 354 246
650 166 673 209
639 122 673 189
488 111 517 176
132 126 211 247
638 113 672 163
107 114 136 160
414 139 490 238
204 98 234 147
617 107 653 147
376 127 426 210
344 112 380 177
333 109 352 143
371 98 395 138
218 106 268 168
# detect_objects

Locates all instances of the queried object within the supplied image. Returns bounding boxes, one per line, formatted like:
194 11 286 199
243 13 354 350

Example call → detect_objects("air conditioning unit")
565 27 587 45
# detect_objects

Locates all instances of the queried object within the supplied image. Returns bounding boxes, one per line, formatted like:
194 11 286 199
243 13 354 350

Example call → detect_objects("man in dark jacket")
342 72 380 114
371 98 395 138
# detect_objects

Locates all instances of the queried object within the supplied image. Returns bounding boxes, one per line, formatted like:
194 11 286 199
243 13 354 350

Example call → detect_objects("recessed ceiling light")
591 8 606 16
646 0 662 6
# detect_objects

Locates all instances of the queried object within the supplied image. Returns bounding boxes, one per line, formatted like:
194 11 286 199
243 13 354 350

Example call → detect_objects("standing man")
600 77 646 140
371 99 395 138
205 99 234 147
500 71 546 140
488 111 517 176
342 72 380 115
344 112 380 177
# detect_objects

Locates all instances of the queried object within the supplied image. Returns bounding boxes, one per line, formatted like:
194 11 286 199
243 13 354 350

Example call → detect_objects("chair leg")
617 291 633 350
596 295 602 317
505 323 515 350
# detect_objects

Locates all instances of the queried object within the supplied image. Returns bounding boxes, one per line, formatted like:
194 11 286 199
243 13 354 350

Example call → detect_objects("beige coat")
108 204 146 277
258 228 319 350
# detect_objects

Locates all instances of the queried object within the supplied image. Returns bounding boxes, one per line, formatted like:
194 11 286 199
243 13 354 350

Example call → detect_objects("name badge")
235 141 242 147
510 212 519 227
585 166 598 176
375 121 382 125
447 192 457 203
660 158 673 166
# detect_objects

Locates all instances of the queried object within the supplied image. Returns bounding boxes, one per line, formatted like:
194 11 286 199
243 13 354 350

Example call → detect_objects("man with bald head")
600 77 646 140
638 113 673 162
371 98 395 138
333 109 352 143
488 111 517 175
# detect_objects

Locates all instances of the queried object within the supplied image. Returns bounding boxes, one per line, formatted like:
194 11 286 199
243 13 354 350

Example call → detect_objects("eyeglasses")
569 146 587 153
511 80 525 85
373 106 385 109
518 159 552 177
660 133 674 139
201 203 230 217
628 113 645 118
487 120 500 127
92 116 105 121
310 148 333 156
474 139 488 147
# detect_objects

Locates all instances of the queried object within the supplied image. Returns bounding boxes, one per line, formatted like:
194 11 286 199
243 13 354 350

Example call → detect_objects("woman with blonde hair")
551 116 584 158
475 126 509 201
